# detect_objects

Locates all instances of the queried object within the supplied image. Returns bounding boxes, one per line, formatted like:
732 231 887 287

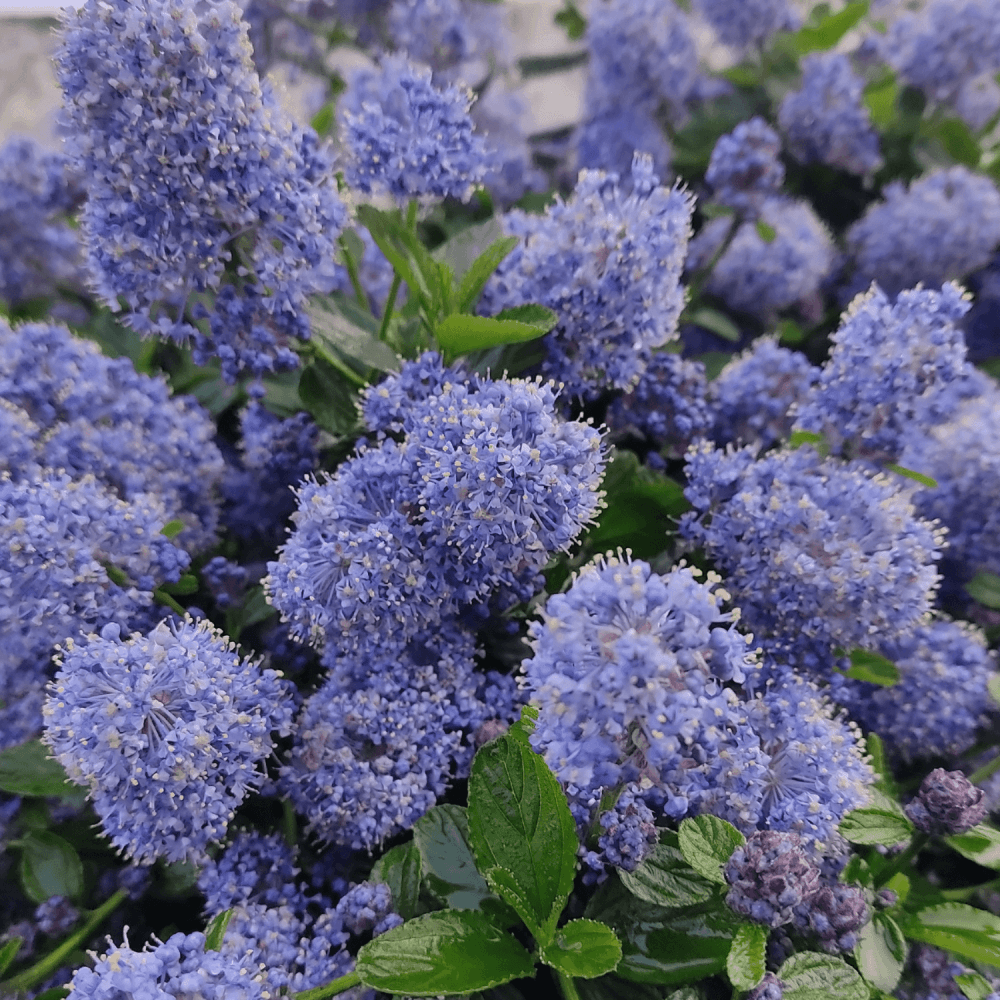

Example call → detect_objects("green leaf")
32 989 70 1000
840 856 873 890
677 816 745 886
486 866 544 938
777 952 869 1000
306 298 401 373
864 70 899 129
791 1 869 53
298 359 360 436
372 841 423 921
855 913 906 992
688 307 741 343
554 0 587 39
789 430 826 450
432 217 506 284
467 733 578 941
162 574 198 597
937 118 981 167
619 844 716 908
0 937 23 978
841 649 900 687
900 903 1000 967
884 464 938 488
355 909 535 996
159 519 185 539
454 236 520 313
727 923 767 991
989 674 1000 708
540 919 622 979
493 304 559 331
0 741 75 798
435 311 554 358
19 831 84 904
223 586 276 642
866 732 892 790
946 824 1000 871
413 805 494 912
205 909 233 952
755 220 777 243
356 204 425 301
956 971 997 1000
310 102 335 136
777 319 806 345
967 571 1000 610
839 807 913 846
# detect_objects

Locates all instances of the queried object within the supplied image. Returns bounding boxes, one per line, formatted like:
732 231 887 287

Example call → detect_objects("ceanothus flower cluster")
793 283 973 462
705 118 786 216
339 53 491 202
482 154 695 400
57 0 346 379
693 0 798 49
845 168 1000 296
905 769 988 836
43 618 293 864
682 444 943 670
779 53 881 176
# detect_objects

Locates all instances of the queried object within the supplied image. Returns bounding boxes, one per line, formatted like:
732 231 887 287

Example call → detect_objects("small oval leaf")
677 816 746 885
541 919 622 979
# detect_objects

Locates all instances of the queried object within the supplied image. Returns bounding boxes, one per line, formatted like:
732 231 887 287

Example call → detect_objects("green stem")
153 589 187 617
1 889 127 993
292 970 362 1000
556 969 582 1000
377 273 403 343
969 753 1000 786
876 833 930 888
309 339 369 388
282 799 298 848
338 236 370 312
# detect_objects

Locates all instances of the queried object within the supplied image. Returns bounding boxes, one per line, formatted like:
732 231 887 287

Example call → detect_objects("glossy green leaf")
839 807 913 846
162 574 198 596
855 913 905 992
789 430 827 451
486 866 543 938
540 919 622 979
688 307 741 343
432 217 506 283
435 310 554 357
755 220 777 243
355 909 535 996
884 464 937 489
159 519 185 538
619 844 716 908
467 733 578 939
554 0 587 39
777 952 869 1000
371 841 423 920
298 359 360 436
727 923 767 991
19 831 84 904
0 937 22 978
306 298 401 373
414 805 494 912
864 71 898 128
205 909 233 952
791 1 869 53
936 118 980 167
454 236 520 313
967 572 1000 610
901 903 1000 967
841 649 900 687
946 824 1000 871
956 971 997 1000
0 741 75 799
840 856 874 890
677 816 745 885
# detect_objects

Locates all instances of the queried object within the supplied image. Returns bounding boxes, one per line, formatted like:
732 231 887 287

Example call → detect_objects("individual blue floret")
779 53 881 175
845 168 1000 297
832 621 997 762
523 556 759 819
43 618 293 865
57 0 346 379
794 283 972 462
339 52 491 202
222 402 319 547
705 671 874 853
701 197 834 316
63 931 268 1000
682 444 944 670
607 352 711 459
705 118 785 216
694 0 798 49
708 337 820 449
482 153 694 401
0 137 84 308
0 319 224 553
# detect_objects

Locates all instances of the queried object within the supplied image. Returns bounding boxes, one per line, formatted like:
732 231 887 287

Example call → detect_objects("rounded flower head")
906 769 988 836
833 621 997 762
845 168 1000 297
57 0 346 377
702 197 834 316
682 444 943 669
794 283 972 462
694 0 798 49
339 53 491 202
705 118 785 216
523 556 759 816
481 153 695 400
43 618 293 864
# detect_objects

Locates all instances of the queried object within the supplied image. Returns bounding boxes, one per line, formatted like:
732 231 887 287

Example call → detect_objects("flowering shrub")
4 1 1000 1000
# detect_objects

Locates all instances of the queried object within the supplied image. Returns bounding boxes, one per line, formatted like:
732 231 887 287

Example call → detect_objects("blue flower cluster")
339 53 491 202
778 53 881 176
482 154 695 400
43 619 293 864
694 0 798 49
57 0 346 378
705 118 785 216
845 168 1000 296
682 444 943 670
